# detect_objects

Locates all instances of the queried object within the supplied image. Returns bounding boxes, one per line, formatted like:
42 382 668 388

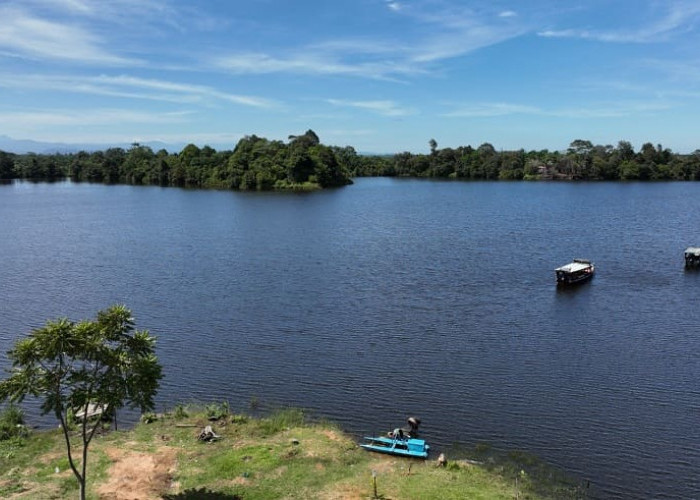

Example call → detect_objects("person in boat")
406 416 421 437
388 428 405 440
388 417 421 439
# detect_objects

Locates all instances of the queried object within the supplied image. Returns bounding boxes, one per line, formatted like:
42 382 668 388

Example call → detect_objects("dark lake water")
1 178 699 498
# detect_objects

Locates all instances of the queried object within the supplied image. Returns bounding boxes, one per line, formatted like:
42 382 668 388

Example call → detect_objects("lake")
1 178 699 498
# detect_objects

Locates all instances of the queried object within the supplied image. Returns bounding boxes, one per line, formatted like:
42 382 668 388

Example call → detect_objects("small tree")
0 305 162 500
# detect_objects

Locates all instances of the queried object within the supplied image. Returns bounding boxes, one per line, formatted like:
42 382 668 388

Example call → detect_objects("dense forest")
2 132 700 190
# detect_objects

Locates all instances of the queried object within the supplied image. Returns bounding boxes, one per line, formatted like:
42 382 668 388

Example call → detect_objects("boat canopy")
685 247 700 257
555 261 591 273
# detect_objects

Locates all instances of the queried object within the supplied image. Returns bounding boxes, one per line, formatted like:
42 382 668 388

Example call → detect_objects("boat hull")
360 436 430 459
556 270 594 285
555 260 595 285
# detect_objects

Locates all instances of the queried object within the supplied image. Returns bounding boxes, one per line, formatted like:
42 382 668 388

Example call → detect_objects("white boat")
684 247 700 267
555 258 595 285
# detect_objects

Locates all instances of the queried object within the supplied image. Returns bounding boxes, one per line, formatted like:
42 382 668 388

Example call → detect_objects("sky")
1 0 700 154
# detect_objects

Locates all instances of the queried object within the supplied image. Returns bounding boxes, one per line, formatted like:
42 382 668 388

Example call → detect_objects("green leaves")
2 306 162 415
0 305 163 500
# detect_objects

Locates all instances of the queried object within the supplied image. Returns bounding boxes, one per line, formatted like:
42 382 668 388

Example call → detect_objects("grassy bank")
0 404 583 499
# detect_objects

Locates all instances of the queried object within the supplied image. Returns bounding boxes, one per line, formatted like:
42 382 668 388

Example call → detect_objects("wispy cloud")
325 98 416 117
442 102 542 118
640 58 700 85
45 0 94 15
0 6 137 64
12 0 174 24
0 73 278 109
538 1 700 43
91 75 278 108
214 51 422 82
0 109 192 128
441 100 672 118
214 2 528 79
392 2 529 63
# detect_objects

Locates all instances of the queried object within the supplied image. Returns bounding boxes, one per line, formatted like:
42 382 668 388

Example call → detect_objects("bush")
258 408 305 436
173 403 188 420
0 404 28 440
140 412 158 424
205 401 230 421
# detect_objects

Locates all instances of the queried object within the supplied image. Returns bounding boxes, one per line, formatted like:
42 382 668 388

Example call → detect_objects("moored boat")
555 258 595 285
360 435 430 459
684 247 700 267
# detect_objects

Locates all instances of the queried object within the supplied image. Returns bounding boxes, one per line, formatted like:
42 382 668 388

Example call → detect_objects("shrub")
0 404 28 440
205 401 230 421
173 403 188 420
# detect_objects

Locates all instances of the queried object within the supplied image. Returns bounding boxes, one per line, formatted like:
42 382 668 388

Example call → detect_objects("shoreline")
0 404 586 499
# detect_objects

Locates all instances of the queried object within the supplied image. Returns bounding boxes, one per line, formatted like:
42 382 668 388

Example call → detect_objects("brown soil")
321 430 342 442
96 446 177 500
318 483 366 500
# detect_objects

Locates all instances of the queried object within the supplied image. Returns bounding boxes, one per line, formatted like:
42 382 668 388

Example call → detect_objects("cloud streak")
12 0 174 24
0 108 192 128
0 6 136 65
0 73 278 109
325 98 415 117
538 1 700 43
214 2 528 79
214 51 424 82
442 102 542 118
441 100 672 119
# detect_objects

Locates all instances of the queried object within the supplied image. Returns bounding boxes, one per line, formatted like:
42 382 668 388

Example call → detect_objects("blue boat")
360 435 430 459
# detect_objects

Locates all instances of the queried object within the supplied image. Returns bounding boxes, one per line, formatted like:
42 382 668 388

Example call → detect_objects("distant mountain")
0 135 388 156
0 135 186 155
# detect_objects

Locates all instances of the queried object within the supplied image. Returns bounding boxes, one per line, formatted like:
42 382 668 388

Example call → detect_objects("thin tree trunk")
57 409 83 493
81 407 89 500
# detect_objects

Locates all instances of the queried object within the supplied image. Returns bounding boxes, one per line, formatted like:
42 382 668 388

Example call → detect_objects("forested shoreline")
2 131 700 190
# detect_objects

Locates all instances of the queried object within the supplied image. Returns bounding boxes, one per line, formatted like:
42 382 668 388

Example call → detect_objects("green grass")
0 405 585 499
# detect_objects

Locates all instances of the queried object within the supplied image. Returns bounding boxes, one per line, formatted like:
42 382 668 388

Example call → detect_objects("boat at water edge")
360 435 430 459
555 258 595 285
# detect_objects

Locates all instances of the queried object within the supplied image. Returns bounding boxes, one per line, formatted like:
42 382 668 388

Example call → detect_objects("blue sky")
1 0 700 153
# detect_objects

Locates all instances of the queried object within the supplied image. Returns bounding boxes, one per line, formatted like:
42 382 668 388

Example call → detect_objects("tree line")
3 134 700 189
352 139 700 181
0 130 353 190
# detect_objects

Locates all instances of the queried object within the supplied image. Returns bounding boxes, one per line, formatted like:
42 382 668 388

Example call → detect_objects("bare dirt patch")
369 457 399 474
318 482 366 500
270 465 288 478
96 446 177 500
38 450 64 464
321 430 342 442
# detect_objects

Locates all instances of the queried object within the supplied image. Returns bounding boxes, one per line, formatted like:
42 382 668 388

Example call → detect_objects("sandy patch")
39 450 63 461
369 457 399 474
96 446 177 500
318 483 366 500
321 430 342 442
270 465 288 478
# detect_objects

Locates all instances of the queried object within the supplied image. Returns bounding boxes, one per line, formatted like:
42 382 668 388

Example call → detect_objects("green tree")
286 149 315 183
566 139 594 179
123 144 155 185
429 138 438 155
0 305 162 500
288 129 320 148
617 140 635 162
0 150 15 179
